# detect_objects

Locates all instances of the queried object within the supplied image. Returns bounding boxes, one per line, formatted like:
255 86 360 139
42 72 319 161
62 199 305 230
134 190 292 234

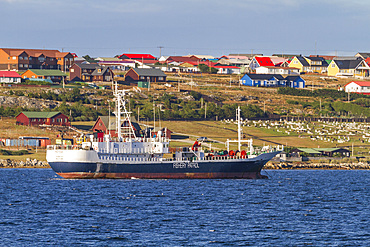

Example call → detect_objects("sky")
1 0 370 58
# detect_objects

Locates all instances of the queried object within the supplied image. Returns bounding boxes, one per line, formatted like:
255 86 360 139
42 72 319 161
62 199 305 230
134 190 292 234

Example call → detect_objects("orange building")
0 48 74 71
21 69 67 83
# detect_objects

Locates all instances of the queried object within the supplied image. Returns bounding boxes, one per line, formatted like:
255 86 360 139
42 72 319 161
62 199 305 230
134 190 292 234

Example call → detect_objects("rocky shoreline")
265 162 370 170
0 159 49 168
1 159 370 170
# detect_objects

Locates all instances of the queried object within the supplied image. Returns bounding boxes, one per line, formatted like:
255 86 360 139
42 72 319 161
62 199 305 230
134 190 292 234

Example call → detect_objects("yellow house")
289 56 328 74
288 56 305 72
327 58 370 77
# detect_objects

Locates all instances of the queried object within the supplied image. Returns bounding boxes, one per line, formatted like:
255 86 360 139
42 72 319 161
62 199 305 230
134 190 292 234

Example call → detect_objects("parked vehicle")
197 137 208 142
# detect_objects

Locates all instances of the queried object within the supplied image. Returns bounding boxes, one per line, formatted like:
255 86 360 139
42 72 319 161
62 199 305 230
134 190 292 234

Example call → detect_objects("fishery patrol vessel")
46 84 281 179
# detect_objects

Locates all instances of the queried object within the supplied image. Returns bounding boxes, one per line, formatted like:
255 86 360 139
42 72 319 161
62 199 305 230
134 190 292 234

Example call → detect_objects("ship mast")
237 106 241 151
113 82 137 141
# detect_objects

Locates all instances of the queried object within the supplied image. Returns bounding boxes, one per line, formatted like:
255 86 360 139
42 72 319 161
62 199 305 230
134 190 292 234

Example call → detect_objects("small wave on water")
0 168 369 246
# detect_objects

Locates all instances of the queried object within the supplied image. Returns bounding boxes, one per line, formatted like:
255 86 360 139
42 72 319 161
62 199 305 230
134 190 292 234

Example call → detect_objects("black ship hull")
49 152 280 179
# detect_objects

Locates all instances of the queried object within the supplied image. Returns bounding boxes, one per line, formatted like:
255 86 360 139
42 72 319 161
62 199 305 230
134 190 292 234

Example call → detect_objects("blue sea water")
0 169 369 246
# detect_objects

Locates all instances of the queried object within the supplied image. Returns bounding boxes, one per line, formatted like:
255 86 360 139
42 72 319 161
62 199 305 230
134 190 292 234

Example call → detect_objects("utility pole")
158 46 164 58
204 103 207 119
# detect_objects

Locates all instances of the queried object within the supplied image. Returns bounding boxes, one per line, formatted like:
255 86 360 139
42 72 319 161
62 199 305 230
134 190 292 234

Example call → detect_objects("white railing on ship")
95 155 252 163
47 145 81 150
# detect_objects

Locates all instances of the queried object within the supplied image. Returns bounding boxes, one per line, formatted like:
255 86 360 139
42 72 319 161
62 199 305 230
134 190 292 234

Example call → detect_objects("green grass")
0 149 30 156
71 121 95 131
0 149 47 161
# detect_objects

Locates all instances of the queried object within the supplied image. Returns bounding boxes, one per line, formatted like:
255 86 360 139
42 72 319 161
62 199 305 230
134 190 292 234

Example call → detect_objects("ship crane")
112 82 137 141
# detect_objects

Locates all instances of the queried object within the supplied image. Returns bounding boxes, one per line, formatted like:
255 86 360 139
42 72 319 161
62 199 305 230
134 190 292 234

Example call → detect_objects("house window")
24 64 28 68
12 57 16 60
332 63 335 68
19 57 23 60
99 122 102 126
29 57 32 60
70 69 74 73
293 60 298 64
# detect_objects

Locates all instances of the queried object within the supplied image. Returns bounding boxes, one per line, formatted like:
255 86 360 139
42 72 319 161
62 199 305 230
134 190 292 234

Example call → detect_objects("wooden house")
289 55 328 74
240 73 305 88
21 69 67 83
213 65 241 74
249 56 275 71
0 48 73 71
69 63 114 82
344 81 370 94
0 71 22 83
124 68 167 82
327 58 370 77
118 53 156 60
255 66 299 75
16 112 70 126
92 116 141 138
240 73 285 87
285 76 305 88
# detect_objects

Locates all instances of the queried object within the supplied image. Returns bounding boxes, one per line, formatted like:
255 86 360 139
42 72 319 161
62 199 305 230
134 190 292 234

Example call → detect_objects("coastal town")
2 0 369 245
1 47 370 168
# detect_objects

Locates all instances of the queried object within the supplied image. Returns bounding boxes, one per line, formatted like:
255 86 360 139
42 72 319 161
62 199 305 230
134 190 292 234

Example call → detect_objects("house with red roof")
165 56 200 64
118 53 156 60
0 71 22 83
249 56 275 71
344 81 370 94
365 57 370 67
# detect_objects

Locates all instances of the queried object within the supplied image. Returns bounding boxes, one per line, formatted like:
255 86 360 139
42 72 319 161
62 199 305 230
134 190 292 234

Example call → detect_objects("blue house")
240 73 305 88
285 76 305 88
240 74 285 87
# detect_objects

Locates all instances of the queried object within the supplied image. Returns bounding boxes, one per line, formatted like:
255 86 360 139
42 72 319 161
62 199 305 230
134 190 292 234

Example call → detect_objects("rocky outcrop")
265 162 370 170
0 96 59 110
0 158 49 168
